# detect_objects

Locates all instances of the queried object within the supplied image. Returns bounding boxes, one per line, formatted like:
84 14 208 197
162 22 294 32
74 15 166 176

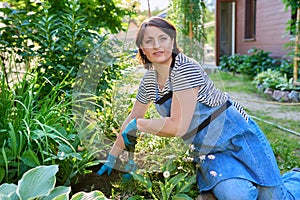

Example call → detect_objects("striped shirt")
136 53 228 107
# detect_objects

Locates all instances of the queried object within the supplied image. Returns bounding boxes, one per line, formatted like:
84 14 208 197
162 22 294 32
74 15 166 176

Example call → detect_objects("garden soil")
71 164 124 198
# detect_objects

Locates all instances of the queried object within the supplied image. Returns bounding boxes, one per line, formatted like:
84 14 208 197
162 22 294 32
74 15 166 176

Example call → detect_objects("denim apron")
154 83 284 192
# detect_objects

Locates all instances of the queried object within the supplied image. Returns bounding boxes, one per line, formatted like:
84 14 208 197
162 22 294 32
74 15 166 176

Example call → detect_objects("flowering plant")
128 159 196 200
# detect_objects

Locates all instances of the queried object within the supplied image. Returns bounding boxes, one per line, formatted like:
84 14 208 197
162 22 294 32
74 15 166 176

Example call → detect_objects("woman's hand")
121 118 138 148
97 154 117 176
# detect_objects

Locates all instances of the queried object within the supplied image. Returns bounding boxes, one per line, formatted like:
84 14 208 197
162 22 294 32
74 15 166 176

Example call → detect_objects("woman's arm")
109 100 150 156
137 87 199 137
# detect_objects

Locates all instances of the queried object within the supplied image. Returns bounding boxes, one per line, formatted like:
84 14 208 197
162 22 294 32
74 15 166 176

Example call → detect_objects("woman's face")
141 26 174 67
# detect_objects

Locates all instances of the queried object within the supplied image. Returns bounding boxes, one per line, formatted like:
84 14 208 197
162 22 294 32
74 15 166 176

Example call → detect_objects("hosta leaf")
17 165 58 200
0 183 17 196
41 186 71 200
0 194 15 200
71 190 106 200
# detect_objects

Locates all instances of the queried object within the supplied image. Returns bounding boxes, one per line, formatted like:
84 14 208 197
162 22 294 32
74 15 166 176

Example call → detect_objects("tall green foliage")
29 0 100 93
168 0 207 62
282 0 300 35
0 0 132 94
0 66 100 185
2 0 130 33
281 0 300 59
0 0 133 186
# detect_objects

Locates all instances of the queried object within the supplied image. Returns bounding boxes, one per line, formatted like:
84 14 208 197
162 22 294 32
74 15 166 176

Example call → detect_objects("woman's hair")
135 17 181 69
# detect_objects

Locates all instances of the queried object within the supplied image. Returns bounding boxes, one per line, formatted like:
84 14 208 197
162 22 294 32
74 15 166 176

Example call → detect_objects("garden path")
229 91 300 121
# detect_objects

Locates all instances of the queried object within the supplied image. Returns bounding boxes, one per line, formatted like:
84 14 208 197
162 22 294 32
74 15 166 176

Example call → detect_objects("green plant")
30 0 105 94
0 65 100 185
0 0 135 185
238 47 277 77
219 54 247 75
169 0 207 61
275 74 299 91
128 159 196 200
252 69 300 91
282 0 299 35
0 165 107 200
278 59 294 79
252 69 283 90
219 48 294 79
0 0 132 96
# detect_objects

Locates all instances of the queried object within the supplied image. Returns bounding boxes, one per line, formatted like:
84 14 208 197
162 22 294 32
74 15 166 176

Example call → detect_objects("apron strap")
155 91 173 105
182 101 232 141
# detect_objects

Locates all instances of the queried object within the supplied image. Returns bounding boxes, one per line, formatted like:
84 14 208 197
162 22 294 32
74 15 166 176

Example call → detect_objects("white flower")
210 171 217 177
189 144 195 151
207 154 216 160
199 155 206 161
163 171 170 178
183 157 194 162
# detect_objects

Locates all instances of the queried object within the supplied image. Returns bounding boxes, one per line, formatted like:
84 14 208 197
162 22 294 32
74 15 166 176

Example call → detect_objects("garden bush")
252 69 300 91
0 0 132 96
219 47 299 92
219 47 294 79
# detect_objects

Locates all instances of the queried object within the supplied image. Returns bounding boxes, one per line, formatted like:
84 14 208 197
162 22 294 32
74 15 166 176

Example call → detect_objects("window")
244 0 256 40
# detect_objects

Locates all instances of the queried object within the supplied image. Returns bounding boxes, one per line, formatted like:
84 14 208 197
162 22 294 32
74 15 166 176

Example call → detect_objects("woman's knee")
212 178 258 200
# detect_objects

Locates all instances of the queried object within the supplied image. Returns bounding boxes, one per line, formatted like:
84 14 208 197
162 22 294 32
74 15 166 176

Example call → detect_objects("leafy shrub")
252 69 300 91
238 47 277 77
277 59 294 79
219 47 294 79
219 54 246 75
0 1 131 96
252 69 283 90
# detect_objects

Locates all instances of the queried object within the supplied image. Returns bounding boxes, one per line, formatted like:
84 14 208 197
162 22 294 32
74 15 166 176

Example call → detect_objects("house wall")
236 0 291 58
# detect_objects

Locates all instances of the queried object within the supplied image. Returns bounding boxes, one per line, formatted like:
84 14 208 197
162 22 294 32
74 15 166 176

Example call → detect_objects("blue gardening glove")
97 154 117 176
121 118 138 148
122 159 137 181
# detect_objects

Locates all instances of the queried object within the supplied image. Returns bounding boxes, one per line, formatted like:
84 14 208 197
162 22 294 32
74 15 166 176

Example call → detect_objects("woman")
97 17 300 199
